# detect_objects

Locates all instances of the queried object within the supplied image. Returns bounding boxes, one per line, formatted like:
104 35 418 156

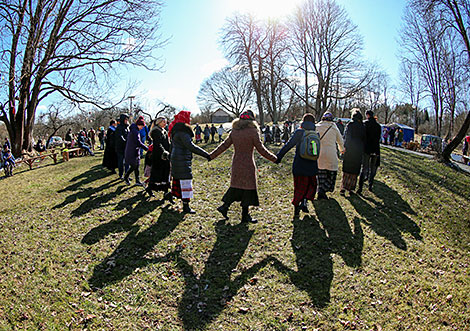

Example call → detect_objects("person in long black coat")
146 117 172 198
115 113 130 178
102 120 118 173
340 109 366 195
357 110 382 193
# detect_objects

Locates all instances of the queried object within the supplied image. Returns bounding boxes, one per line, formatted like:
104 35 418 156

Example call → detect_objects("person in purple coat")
123 117 148 186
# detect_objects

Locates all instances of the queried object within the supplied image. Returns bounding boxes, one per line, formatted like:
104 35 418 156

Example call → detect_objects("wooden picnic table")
17 152 58 170
62 148 85 161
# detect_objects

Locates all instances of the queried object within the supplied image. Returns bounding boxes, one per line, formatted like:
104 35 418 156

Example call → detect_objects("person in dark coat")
4 137 10 150
169 111 211 214
194 124 202 143
340 109 366 196
275 113 318 218
123 117 148 185
34 139 46 153
336 120 345 136
102 120 117 173
264 125 272 144
98 127 105 150
77 131 94 156
358 111 382 194
281 123 290 143
210 110 277 223
64 129 74 147
389 127 396 146
115 114 130 179
203 125 211 143
139 118 150 158
146 117 172 199
210 124 217 143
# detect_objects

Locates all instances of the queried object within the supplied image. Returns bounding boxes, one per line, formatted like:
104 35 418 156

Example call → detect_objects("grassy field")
0 142 469 330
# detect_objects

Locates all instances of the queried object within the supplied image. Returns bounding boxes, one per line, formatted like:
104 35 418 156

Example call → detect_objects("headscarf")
321 111 334 121
239 110 255 121
168 110 191 136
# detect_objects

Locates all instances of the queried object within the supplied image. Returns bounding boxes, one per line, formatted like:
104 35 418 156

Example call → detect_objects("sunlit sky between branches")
68 0 407 116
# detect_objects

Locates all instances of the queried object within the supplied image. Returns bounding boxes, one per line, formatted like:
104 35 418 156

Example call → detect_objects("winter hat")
351 108 363 121
119 113 130 122
136 116 146 126
302 113 315 123
168 110 191 136
322 111 334 121
239 110 255 121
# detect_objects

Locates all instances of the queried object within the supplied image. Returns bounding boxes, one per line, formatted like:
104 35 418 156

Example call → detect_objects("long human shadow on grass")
269 215 333 308
174 220 272 330
53 177 121 210
82 192 162 245
314 199 363 267
53 165 120 210
71 184 131 217
88 205 182 288
348 181 422 250
62 164 110 192
384 149 470 200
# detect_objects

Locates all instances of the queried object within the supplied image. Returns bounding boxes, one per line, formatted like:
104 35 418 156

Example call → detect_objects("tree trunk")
304 54 309 115
439 111 470 162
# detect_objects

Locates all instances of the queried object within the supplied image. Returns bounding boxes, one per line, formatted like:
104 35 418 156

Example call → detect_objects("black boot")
241 207 257 223
294 206 301 218
317 191 328 200
164 191 175 204
300 199 309 213
183 202 196 214
368 180 374 192
217 203 229 219
145 187 155 197
357 176 364 195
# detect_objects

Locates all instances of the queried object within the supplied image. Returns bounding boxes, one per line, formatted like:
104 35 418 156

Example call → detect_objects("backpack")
299 130 320 161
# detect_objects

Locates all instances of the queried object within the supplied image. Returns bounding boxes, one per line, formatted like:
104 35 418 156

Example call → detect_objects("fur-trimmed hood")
232 119 259 130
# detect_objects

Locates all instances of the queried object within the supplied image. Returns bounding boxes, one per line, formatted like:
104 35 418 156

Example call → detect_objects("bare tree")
412 0 470 162
400 5 449 136
0 0 166 156
135 102 177 126
197 66 253 117
288 0 373 119
260 19 293 123
399 59 425 130
37 104 73 149
365 70 395 123
221 13 268 125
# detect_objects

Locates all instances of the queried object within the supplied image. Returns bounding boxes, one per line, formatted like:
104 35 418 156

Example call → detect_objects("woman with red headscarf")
168 110 211 213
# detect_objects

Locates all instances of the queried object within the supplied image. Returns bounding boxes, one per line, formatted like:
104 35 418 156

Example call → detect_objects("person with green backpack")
275 113 320 218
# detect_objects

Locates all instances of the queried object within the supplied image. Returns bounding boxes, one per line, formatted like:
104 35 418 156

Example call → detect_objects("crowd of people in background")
382 126 404 147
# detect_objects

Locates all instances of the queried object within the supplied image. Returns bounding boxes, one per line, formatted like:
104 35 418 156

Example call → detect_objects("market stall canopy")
384 123 415 142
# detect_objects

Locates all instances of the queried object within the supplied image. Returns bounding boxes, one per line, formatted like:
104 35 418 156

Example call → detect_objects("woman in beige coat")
316 111 344 199
210 110 277 223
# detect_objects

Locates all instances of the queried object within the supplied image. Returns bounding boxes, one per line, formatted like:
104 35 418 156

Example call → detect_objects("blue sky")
125 0 408 115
